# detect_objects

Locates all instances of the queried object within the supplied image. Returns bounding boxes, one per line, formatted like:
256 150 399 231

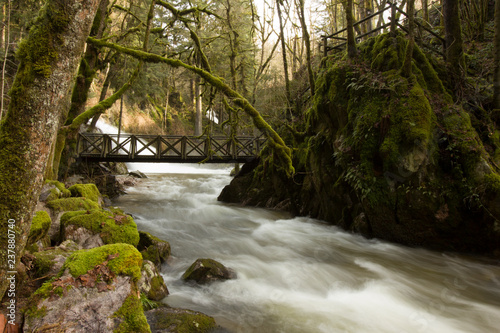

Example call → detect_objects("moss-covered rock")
138 231 171 269
69 183 102 203
138 260 169 301
28 211 52 246
182 258 236 284
23 243 151 332
64 243 143 281
145 307 216 333
61 209 140 248
46 197 100 212
219 32 500 255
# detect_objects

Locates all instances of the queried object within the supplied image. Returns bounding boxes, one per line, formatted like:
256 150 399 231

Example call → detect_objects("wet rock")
24 240 79 280
138 260 169 301
138 231 171 269
145 307 216 333
24 244 149 333
130 170 148 178
182 258 236 284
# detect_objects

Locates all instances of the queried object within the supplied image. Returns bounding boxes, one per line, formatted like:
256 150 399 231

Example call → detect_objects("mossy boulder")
23 240 79 280
61 209 140 248
46 197 100 213
219 32 500 255
24 244 150 333
27 211 52 247
182 258 236 284
39 180 71 202
69 183 102 204
138 260 169 301
145 307 216 333
138 231 171 268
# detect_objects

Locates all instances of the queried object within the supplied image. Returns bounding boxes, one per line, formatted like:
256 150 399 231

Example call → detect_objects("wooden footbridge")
76 133 266 163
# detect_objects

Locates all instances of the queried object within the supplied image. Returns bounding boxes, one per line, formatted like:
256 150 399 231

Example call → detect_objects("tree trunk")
276 0 291 103
443 0 465 94
401 0 415 77
0 0 100 300
346 0 357 58
494 0 500 114
296 0 315 97
50 0 109 179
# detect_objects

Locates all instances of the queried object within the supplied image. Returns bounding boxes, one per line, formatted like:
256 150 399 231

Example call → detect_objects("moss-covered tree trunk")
345 0 357 58
51 0 109 179
0 0 100 299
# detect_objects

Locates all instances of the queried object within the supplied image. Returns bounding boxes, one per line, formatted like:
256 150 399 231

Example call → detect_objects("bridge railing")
76 133 267 163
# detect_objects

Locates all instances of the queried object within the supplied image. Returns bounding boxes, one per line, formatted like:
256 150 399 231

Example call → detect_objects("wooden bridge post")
155 136 161 160
130 135 136 159
102 135 109 158
181 136 187 159
205 137 211 160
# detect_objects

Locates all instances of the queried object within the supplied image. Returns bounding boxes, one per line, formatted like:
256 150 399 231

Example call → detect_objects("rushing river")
113 164 500 333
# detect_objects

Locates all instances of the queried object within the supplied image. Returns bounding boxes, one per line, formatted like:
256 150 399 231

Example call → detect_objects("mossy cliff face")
219 33 500 255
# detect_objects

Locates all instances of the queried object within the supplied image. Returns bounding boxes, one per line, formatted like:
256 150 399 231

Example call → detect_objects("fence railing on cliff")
76 133 267 163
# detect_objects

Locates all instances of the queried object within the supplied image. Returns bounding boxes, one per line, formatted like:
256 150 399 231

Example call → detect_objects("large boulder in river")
182 258 236 284
24 244 150 333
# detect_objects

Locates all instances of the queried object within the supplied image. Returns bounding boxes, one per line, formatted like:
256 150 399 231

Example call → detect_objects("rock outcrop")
219 32 500 256
24 244 151 333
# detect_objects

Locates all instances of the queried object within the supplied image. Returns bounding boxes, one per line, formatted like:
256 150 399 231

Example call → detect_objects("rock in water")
182 258 236 284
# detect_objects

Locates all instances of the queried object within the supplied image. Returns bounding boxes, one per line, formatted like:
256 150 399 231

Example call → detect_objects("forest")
0 0 499 331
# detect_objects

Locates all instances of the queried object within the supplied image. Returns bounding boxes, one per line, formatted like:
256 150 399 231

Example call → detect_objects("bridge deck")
76 133 266 163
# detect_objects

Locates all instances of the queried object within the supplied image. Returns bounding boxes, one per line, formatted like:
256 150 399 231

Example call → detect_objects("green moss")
69 183 101 203
31 252 57 278
152 311 216 333
64 243 143 281
113 294 151 333
46 197 100 212
28 211 52 245
484 173 500 192
46 180 71 197
62 209 139 246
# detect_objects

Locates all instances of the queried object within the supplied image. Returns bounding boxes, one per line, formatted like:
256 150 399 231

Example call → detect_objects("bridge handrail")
76 133 267 163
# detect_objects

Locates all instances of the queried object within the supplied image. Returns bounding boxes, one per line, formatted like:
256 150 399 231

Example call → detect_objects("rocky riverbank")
0 174 230 332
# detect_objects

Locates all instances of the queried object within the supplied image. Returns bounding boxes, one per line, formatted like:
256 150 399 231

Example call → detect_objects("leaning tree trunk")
0 0 100 299
51 0 110 179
